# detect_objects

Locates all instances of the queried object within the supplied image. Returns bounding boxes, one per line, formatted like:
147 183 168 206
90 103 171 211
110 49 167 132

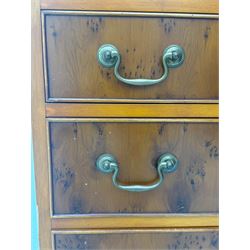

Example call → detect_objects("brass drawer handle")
96 153 178 192
97 44 184 86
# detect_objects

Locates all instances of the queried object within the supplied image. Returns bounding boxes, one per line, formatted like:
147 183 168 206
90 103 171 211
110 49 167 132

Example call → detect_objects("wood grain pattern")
53 230 219 249
49 121 218 215
32 0 52 248
51 215 219 229
46 103 218 118
44 13 218 102
40 0 219 14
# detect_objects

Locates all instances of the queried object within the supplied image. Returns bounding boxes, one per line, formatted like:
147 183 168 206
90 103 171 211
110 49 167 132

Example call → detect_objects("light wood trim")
46 103 219 118
32 0 52 249
51 227 218 234
51 215 219 230
40 0 219 14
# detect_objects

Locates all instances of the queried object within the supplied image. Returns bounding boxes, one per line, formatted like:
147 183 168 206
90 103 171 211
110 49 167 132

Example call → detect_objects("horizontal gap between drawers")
51 214 219 230
45 104 219 118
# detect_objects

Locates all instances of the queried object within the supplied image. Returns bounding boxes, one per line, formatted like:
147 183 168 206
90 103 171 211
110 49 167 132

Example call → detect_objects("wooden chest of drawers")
32 0 219 249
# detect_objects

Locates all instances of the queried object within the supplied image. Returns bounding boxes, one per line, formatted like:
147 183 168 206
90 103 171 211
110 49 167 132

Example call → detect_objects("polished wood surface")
46 103 219 118
32 0 52 248
44 12 218 102
49 121 218 215
52 215 218 229
53 230 219 249
41 0 219 14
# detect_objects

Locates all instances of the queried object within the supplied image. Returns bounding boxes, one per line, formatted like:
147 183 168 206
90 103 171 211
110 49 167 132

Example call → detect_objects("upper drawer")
43 11 218 103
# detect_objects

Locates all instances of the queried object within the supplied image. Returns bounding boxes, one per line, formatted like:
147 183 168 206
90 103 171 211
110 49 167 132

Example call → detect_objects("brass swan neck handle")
96 153 179 192
97 44 184 86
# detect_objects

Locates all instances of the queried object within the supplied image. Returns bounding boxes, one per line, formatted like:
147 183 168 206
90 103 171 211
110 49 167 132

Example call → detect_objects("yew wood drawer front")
43 11 218 103
48 119 218 216
53 229 219 249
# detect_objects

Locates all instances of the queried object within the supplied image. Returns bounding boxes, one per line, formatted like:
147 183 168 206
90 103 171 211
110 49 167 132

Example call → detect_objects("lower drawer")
53 229 219 250
48 119 218 216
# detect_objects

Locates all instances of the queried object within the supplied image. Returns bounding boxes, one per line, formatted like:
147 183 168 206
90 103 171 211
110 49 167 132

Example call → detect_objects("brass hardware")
96 153 179 192
97 44 184 86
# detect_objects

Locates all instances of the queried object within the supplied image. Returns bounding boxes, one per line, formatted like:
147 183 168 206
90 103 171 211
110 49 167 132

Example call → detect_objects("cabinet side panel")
32 0 52 248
